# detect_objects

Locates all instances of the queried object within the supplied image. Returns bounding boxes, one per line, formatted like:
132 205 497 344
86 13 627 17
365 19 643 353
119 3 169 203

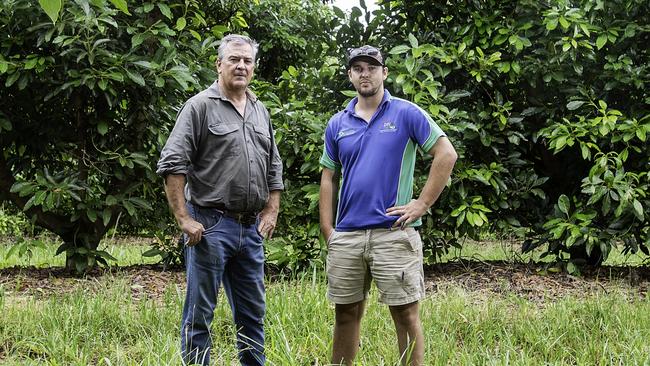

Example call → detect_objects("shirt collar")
205 81 258 103
344 89 392 114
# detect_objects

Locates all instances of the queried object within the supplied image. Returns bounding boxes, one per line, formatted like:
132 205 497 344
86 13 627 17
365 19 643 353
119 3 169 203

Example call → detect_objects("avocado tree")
370 0 650 268
0 0 223 272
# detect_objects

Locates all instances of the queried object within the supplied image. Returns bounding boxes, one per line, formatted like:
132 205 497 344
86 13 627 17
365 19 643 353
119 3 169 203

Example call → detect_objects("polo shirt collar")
344 88 392 115
205 81 258 103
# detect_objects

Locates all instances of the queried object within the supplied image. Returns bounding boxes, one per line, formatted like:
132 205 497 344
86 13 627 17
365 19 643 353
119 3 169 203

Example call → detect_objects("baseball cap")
347 45 383 67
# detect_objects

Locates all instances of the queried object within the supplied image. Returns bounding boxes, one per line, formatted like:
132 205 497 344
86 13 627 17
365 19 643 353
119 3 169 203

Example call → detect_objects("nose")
236 59 246 69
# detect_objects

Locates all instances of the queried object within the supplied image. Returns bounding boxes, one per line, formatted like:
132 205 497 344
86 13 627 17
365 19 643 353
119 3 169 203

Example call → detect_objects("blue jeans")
181 203 265 366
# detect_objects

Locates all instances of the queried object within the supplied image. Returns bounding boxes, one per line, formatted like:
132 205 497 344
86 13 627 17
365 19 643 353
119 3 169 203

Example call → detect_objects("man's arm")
258 190 281 239
386 136 457 228
319 167 340 240
164 174 204 245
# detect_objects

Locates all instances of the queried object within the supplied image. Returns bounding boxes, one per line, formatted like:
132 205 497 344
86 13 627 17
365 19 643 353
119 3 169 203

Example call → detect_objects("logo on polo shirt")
379 121 397 133
337 128 356 138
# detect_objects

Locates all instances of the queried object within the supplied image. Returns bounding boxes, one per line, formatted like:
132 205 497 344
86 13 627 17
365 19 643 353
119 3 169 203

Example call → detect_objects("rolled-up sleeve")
267 122 284 191
156 102 201 177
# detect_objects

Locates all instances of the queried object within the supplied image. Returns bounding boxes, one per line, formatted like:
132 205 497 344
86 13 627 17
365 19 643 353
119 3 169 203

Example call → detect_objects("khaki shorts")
326 227 425 306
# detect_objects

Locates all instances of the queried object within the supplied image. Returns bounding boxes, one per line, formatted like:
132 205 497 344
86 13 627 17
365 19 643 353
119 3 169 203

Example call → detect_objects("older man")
319 45 457 365
157 34 283 366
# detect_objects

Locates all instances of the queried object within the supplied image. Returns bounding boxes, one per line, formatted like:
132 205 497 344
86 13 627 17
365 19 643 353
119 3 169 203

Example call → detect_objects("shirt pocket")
252 123 271 152
207 122 241 156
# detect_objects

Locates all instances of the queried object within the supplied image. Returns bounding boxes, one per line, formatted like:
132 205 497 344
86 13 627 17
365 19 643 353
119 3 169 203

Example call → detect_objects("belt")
219 209 258 225
193 204 258 225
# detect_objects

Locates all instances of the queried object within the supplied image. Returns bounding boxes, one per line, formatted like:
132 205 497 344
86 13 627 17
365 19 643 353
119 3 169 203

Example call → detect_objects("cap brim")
348 55 383 67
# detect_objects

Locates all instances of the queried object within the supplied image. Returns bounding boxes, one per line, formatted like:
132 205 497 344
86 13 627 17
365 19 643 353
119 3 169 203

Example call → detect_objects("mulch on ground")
2 261 650 303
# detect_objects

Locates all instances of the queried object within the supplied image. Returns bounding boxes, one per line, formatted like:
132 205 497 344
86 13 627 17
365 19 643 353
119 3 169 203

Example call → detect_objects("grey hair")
217 34 259 60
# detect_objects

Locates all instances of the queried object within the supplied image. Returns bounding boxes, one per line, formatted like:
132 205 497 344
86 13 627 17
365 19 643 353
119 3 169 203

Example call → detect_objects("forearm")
164 174 190 225
319 169 339 234
418 139 458 207
263 190 281 212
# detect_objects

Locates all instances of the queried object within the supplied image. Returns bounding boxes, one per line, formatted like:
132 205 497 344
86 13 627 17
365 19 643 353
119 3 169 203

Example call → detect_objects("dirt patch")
2 261 650 303
0 264 185 302
424 260 650 303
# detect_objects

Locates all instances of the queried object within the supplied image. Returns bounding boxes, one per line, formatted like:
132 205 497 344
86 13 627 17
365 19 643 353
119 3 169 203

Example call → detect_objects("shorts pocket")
402 271 424 295
404 229 422 252
327 230 340 248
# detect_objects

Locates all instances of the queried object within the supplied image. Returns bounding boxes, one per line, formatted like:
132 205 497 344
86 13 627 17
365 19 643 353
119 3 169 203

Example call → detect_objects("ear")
382 67 388 80
215 58 222 73
347 68 352 80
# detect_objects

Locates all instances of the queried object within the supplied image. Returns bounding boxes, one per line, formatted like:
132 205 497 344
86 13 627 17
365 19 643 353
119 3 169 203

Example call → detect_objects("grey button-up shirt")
156 82 284 212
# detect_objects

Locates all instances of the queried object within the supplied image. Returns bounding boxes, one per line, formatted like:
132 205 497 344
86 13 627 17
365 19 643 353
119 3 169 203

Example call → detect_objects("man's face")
348 60 387 98
217 42 255 91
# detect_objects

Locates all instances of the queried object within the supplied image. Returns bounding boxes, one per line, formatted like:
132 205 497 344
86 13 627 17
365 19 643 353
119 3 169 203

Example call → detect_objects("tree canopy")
1 0 648 273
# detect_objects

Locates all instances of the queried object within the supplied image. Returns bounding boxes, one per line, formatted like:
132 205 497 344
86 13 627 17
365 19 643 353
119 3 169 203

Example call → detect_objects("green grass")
2 235 646 270
2 238 650 364
2 274 650 365
0 236 158 268
438 238 649 266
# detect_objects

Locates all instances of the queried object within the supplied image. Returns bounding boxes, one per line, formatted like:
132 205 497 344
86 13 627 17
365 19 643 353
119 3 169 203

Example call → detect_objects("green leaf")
102 209 111 226
87 209 97 222
596 34 607 49
176 17 187 31
190 30 202 41
558 194 570 215
129 197 153 210
109 0 131 15
389 45 410 55
408 33 418 48
566 261 579 275
633 200 644 221
132 33 146 48
24 58 39 70
97 121 108 135
125 69 145 86
157 3 172 19
38 0 62 24
123 200 135 216
0 117 11 131
5 243 19 259
106 195 118 205
142 248 162 257
598 100 607 110
132 60 154 69
558 16 569 29
580 144 590 160
155 77 165 88
5 72 20 87
566 101 585 110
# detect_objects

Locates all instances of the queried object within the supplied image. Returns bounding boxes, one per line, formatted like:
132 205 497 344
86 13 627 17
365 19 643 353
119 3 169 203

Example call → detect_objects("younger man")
319 45 457 365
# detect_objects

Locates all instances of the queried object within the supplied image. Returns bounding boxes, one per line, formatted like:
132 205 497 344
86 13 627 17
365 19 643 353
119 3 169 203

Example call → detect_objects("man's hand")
257 206 278 239
321 226 335 242
180 217 205 246
386 199 429 230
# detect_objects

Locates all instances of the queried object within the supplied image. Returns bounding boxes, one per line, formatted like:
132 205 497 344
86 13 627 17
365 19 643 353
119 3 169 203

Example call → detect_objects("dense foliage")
0 0 219 271
1 0 648 273
369 0 649 271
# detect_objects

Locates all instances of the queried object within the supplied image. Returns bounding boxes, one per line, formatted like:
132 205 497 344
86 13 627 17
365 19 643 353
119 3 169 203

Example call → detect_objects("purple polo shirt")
320 90 445 231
